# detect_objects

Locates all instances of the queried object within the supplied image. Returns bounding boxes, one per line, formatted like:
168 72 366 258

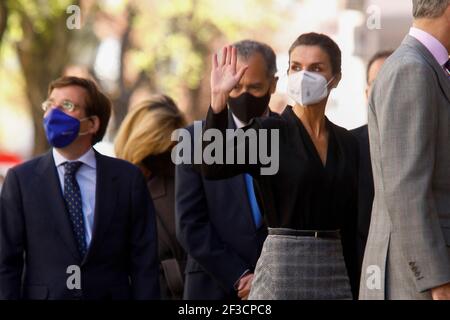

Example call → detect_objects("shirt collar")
231 113 247 129
53 148 97 169
230 108 270 129
409 27 449 67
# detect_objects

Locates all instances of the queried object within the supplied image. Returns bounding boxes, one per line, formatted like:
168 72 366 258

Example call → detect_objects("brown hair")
289 32 342 75
48 76 112 144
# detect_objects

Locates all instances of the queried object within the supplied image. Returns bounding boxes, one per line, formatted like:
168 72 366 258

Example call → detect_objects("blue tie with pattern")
63 161 87 257
244 174 263 229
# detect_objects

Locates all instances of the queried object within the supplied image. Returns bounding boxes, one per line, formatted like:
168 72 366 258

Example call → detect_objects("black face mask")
228 90 270 124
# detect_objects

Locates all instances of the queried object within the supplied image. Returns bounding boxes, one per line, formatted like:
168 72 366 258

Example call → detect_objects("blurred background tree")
2 0 80 155
0 1 7 47
100 0 283 133
0 0 287 157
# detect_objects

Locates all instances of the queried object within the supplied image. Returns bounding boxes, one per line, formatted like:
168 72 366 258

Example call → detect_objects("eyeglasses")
41 99 80 113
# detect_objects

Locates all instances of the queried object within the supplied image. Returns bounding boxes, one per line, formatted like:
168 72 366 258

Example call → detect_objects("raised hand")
210 45 248 113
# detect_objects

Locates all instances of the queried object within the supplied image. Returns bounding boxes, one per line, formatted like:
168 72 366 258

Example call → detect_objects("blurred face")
366 57 387 100
288 45 340 89
229 52 277 98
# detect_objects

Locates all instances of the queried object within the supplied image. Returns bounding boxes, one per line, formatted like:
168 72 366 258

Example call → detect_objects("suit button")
415 272 421 278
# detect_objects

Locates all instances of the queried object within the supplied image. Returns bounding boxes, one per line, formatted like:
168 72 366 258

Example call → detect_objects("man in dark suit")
351 50 392 271
0 76 160 300
175 40 278 300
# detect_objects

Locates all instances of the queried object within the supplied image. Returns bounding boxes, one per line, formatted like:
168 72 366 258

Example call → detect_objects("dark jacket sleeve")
175 150 250 294
0 169 25 299
201 107 270 180
340 134 360 299
129 168 160 299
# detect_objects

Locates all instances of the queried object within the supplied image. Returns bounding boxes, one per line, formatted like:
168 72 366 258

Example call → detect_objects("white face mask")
287 70 335 106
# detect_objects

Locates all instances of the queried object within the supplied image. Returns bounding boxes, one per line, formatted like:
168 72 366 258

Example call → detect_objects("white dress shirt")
53 148 97 247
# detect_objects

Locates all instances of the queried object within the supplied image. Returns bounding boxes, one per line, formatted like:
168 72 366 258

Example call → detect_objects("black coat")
0 150 160 300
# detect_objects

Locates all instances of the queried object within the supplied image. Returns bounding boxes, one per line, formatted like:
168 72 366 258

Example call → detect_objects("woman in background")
115 94 187 300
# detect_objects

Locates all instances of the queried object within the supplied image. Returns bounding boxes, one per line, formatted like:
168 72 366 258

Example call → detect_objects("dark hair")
288 32 342 75
233 39 277 77
366 50 393 83
48 76 112 145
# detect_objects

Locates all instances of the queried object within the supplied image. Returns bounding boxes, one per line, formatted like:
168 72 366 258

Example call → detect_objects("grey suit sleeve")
372 60 450 292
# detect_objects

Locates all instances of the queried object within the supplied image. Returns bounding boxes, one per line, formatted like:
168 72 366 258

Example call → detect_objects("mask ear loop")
326 76 336 89
78 116 93 136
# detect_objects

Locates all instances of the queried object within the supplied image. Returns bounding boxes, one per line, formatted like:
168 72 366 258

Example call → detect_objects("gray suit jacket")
360 35 450 300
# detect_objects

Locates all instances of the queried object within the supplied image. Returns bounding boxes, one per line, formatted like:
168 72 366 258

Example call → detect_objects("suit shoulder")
350 125 368 140
185 121 204 133
251 110 288 132
97 153 141 174
330 121 359 149
329 120 349 135
259 112 284 128
9 153 48 175
381 47 433 77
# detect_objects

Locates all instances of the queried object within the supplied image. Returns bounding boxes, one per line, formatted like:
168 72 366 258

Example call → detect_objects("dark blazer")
147 161 186 300
175 111 270 300
0 150 160 300
350 124 374 270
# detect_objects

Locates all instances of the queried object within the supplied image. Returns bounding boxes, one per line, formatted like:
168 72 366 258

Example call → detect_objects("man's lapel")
82 151 118 265
35 151 81 261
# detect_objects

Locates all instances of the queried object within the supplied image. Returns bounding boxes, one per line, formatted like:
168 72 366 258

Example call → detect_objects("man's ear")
87 115 100 135
446 5 450 28
270 76 279 94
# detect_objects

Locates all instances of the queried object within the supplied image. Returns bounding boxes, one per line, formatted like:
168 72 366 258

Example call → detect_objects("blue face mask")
43 108 90 148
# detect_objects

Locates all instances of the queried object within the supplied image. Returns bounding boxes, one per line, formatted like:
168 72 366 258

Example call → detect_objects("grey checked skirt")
248 228 353 300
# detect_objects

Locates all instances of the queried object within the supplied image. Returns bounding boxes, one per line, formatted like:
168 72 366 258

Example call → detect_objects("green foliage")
0 0 291 154
131 0 284 101
7 0 78 40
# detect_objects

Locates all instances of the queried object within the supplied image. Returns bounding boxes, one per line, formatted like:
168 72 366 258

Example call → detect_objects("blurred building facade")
271 0 412 129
